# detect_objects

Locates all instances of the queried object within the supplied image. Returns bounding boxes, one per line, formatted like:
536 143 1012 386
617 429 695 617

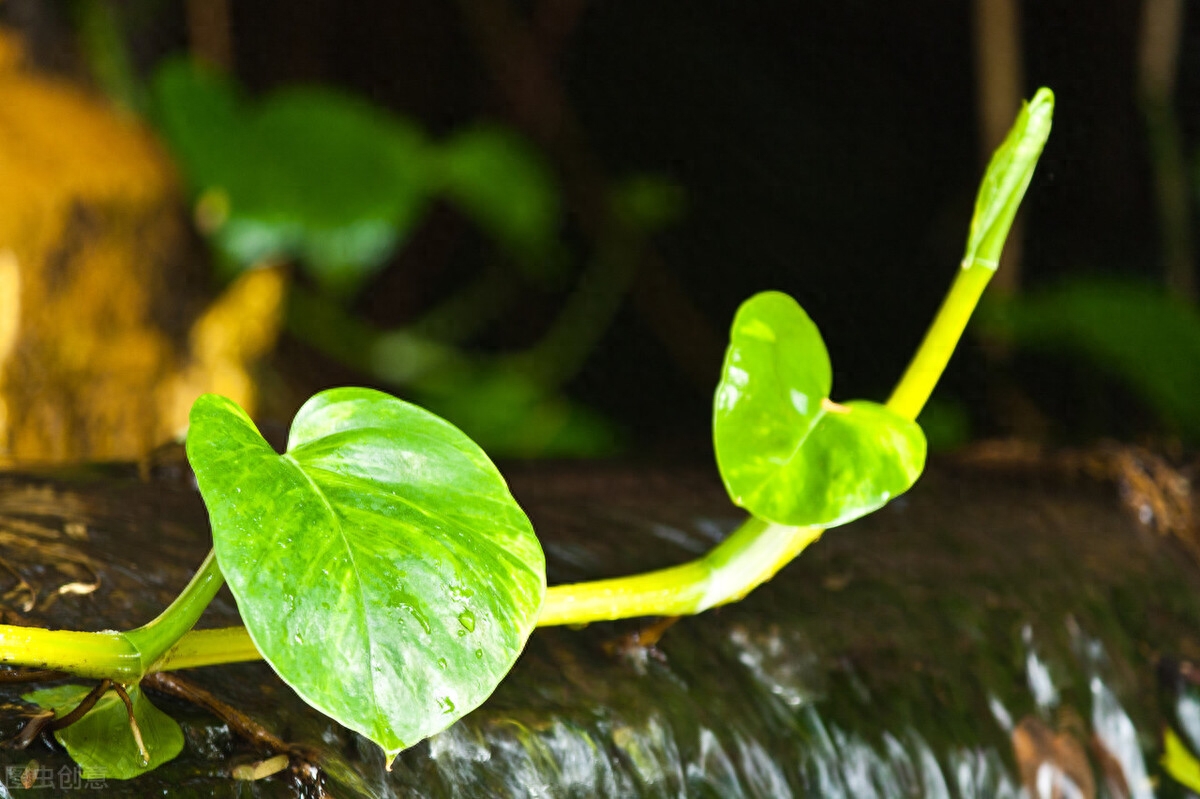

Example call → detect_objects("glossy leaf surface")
714 291 926 527
186 388 546 757
24 684 183 779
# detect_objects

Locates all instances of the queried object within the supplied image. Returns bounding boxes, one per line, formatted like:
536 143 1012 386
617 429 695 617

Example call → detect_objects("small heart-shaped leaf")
186 388 546 758
23 684 183 780
714 291 926 527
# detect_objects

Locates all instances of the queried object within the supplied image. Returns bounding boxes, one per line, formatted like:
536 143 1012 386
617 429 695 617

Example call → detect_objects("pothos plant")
0 90 1054 780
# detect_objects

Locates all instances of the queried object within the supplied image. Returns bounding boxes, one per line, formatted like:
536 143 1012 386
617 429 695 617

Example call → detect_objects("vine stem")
0 89 1053 677
886 262 994 420
125 550 224 670
141 248 1003 671
0 261 1006 674
0 551 225 679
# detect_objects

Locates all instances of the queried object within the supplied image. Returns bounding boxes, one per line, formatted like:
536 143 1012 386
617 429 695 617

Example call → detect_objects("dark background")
11 1 1195 457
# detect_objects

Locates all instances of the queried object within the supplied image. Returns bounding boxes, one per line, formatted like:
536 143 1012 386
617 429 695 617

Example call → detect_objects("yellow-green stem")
0 89 1051 677
0 257 1001 677
0 552 224 679
0 259 998 674
152 626 262 671
887 262 994 420
0 626 141 681
125 550 224 672
539 517 822 625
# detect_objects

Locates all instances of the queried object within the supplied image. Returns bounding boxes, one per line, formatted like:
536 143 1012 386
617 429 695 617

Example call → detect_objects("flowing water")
0 457 1197 797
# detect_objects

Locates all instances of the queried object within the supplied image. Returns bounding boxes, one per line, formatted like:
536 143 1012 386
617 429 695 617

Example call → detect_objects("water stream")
0 459 1196 797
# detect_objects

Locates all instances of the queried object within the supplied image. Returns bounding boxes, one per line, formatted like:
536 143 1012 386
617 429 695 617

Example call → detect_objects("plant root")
111 683 149 764
3 708 54 749
5 677 111 750
0 668 66 683
141 671 324 792
45 679 110 732
603 615 679 673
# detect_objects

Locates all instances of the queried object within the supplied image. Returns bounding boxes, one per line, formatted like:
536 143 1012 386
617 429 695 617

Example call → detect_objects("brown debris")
603 616 678 672
956 439 1200 559
1011 715 1096 798
232 753 291 781
1090 732 1133 799
0 501 100 617
141 671 325 792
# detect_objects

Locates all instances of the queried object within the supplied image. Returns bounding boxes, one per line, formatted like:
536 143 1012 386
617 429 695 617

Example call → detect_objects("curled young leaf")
186 388 546 759
963 87 1054 271
714 291 926 527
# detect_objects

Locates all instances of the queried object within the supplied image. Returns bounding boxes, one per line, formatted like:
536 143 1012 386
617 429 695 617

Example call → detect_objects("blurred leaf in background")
150 57 628 457
284 288 620 456
917 398 972 452
610 174 687 234
977 278 1200 442
153 59 566 299
153 58 431 298
438 125 563 281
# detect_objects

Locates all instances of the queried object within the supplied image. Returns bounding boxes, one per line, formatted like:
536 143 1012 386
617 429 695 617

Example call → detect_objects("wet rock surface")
0 457 1197 797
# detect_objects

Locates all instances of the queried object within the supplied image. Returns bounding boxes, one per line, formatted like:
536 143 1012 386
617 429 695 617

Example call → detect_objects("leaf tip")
1029 86 1055 113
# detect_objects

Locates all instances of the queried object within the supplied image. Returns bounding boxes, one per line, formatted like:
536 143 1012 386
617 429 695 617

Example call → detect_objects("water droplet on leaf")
410 606 432 635
458 610 475 633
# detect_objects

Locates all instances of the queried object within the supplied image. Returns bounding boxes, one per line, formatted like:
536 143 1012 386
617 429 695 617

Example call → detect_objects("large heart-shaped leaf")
23 684 184 780
186 388 546 759
714 291 926 527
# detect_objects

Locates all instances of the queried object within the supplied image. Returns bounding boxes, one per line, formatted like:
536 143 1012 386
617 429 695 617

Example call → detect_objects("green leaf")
23 684 183 780
152 59 432 296
439 126 561 275
963 87 1054 270
976 277 1200 441
151 58 244 196
185 388 546 758
610 174 686 232
713 291 926 527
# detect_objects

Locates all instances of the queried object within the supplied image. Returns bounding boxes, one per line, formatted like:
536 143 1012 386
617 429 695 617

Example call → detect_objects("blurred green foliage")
978 278 1200 442
150 58 638 456
152 59 560 298
438 126 563 276
609 175 687 233
917 398 972 452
